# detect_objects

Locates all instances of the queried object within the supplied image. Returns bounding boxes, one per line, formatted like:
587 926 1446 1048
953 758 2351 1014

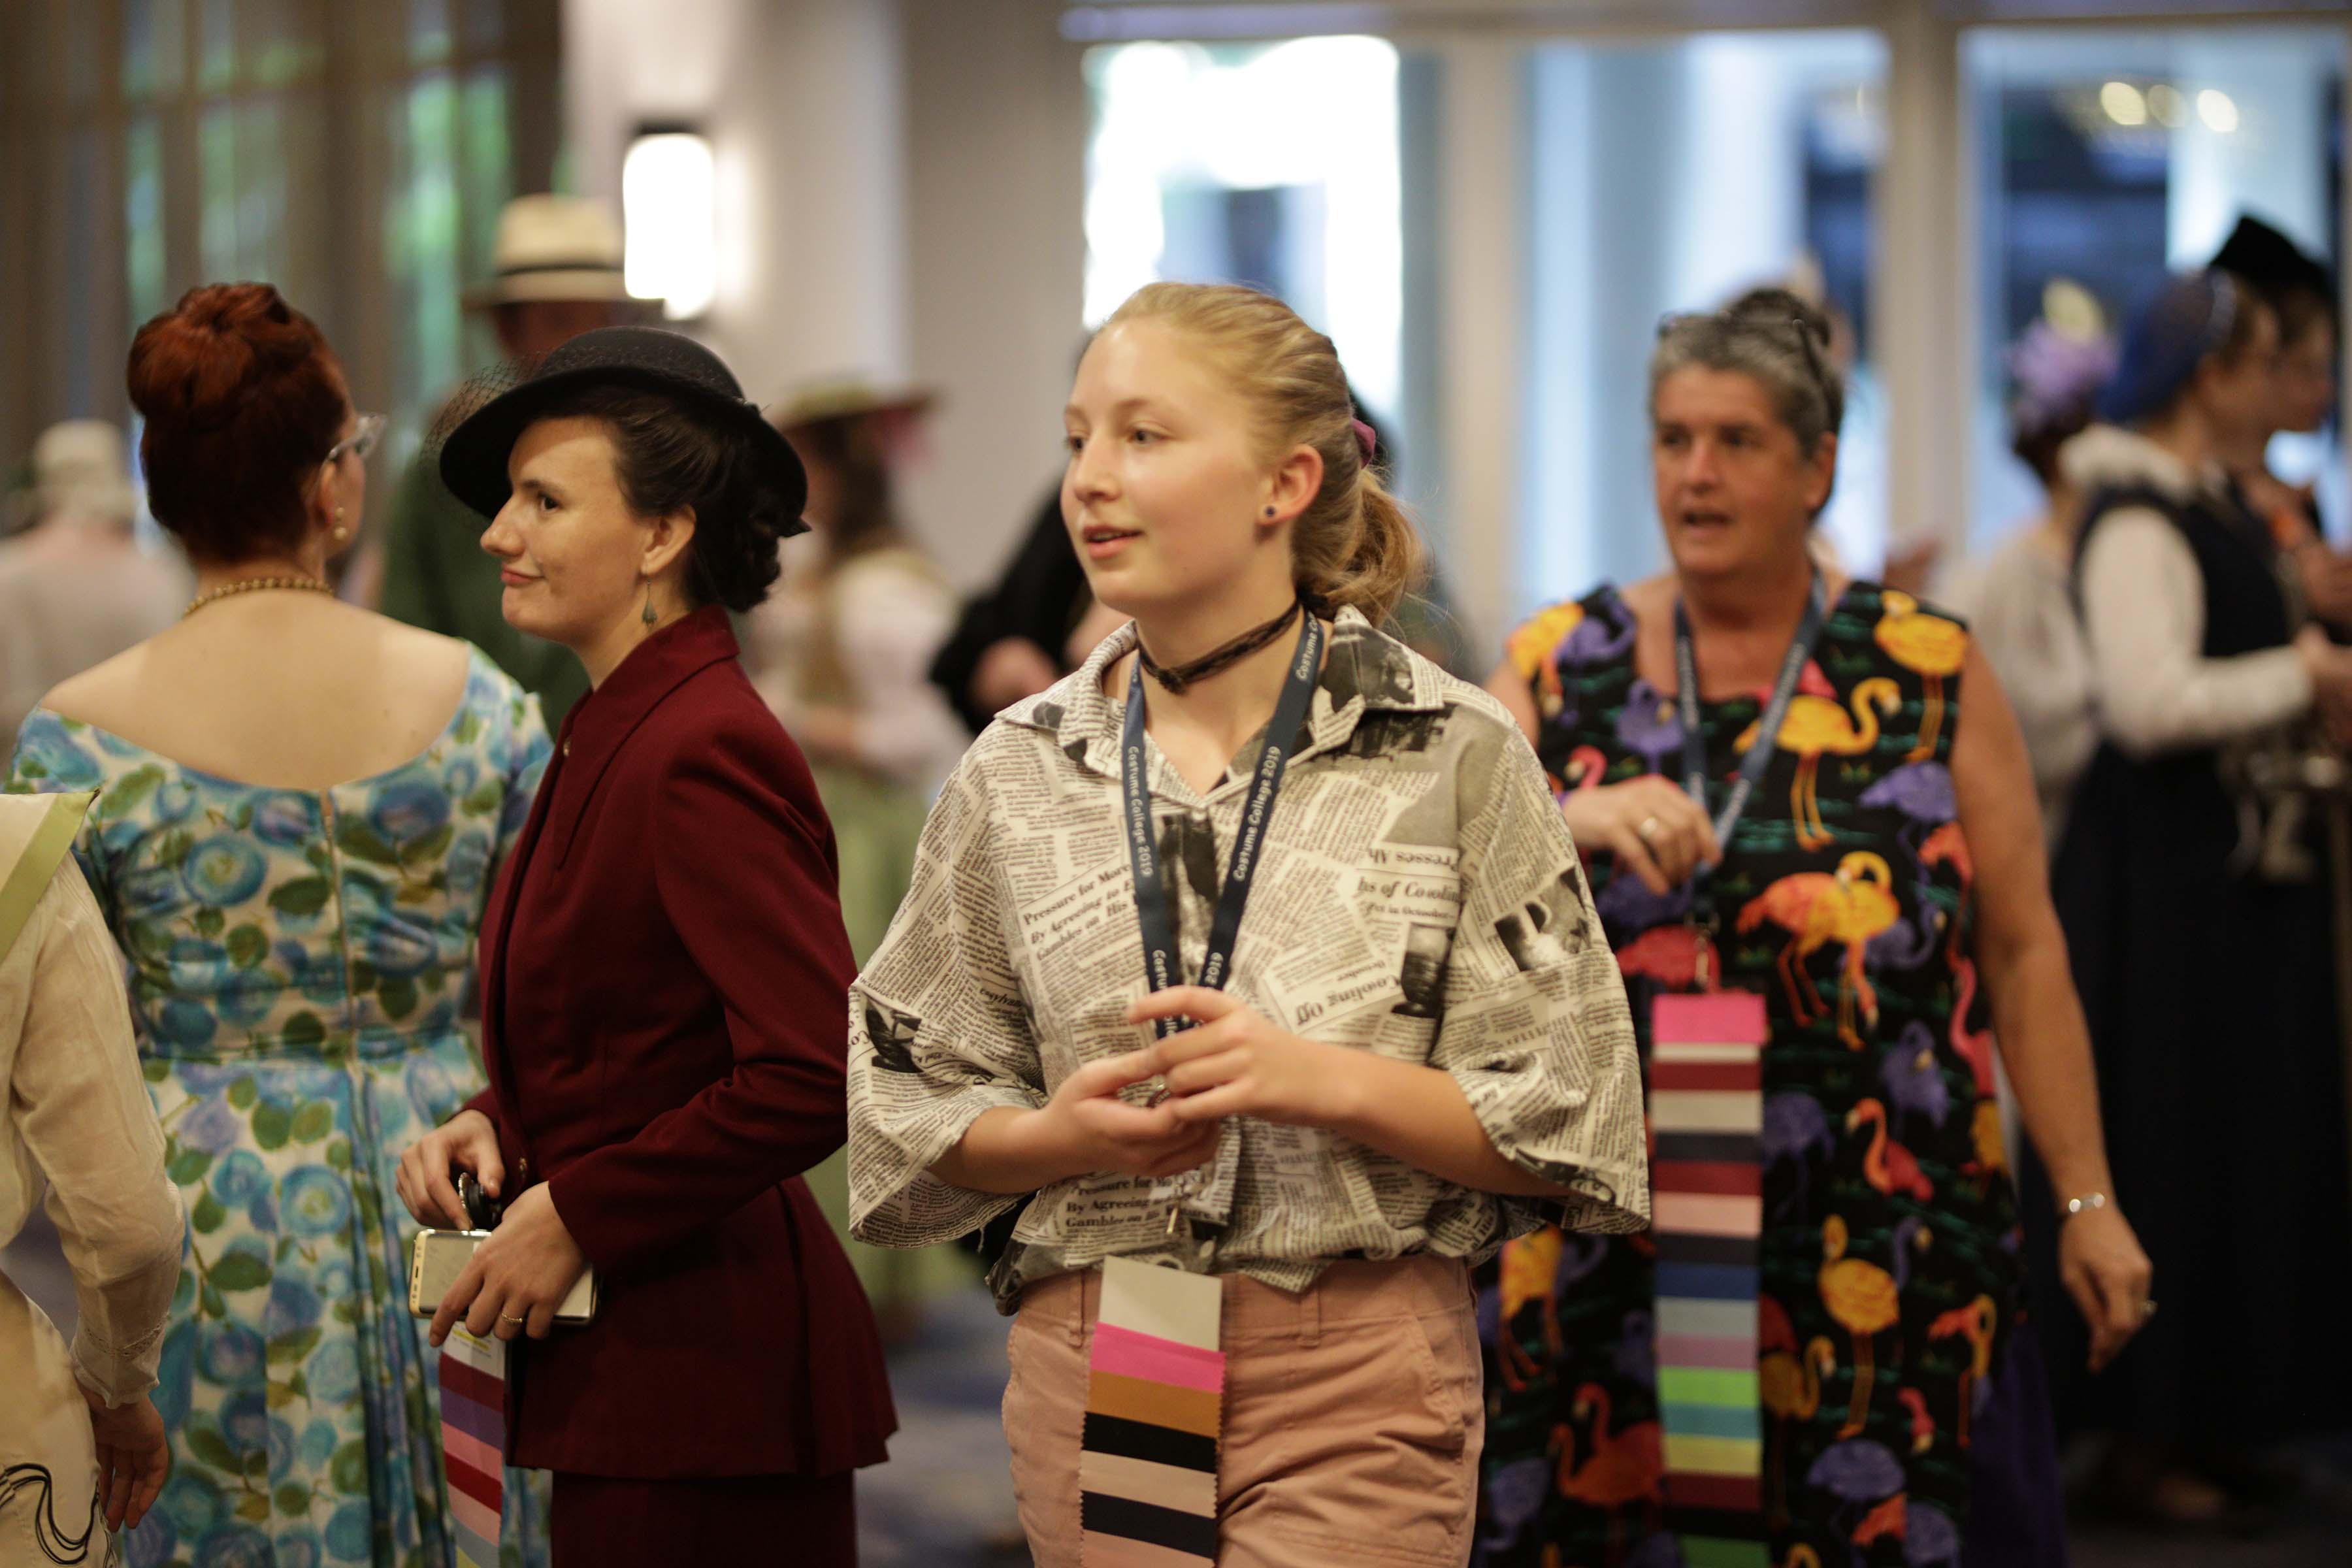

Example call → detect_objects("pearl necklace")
183 576 335 618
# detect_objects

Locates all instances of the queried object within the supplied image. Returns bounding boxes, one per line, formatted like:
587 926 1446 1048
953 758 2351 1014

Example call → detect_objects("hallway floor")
868 1286 2352 1567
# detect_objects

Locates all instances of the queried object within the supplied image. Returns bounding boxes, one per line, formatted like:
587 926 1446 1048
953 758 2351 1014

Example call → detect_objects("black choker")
1137 600 1304 694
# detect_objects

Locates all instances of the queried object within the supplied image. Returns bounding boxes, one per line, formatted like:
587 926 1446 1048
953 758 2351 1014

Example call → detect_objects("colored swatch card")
437 1328 507 1568
1650 990 1769 1565
1080 1256 1225 1567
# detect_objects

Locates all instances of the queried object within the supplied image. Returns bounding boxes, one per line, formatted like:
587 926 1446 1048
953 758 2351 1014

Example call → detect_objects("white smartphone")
407 1228 598 1326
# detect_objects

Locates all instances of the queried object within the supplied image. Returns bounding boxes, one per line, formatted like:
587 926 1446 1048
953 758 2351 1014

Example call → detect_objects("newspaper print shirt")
847 608 1650 1309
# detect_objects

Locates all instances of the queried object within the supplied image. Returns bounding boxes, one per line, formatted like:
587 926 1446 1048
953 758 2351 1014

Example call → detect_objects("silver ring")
1637 816 1663 841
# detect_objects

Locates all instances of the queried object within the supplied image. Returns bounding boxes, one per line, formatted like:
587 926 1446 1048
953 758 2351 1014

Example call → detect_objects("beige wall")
562 0 1086 589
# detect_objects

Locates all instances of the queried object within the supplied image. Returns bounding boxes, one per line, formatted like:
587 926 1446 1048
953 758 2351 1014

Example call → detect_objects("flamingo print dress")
1475 582 2038 1568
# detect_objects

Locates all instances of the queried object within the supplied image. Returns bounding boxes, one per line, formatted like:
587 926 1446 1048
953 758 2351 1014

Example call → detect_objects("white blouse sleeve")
7 860 183 1407
2078 508 2312 758
832 559 967 792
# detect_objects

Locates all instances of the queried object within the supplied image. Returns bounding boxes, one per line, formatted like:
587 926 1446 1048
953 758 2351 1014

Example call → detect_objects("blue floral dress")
8 649 552 1568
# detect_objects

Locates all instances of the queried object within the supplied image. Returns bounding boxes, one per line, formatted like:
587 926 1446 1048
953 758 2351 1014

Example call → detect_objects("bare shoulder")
38 636 172 730
1617 573 1678 627
358 608 477 682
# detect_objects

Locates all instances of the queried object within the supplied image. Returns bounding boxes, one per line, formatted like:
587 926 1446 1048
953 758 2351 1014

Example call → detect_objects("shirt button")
561 740 571 758
517 1156 532 1177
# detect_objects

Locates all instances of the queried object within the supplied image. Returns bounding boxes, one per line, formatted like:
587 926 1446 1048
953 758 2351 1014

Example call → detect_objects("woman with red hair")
8 284 551 1567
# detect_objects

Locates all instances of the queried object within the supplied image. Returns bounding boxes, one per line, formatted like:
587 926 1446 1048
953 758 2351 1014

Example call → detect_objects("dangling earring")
642 580 658 629
331 504 349 546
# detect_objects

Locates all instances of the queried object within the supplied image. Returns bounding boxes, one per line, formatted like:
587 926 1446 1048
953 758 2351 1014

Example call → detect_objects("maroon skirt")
549 1469 855 1566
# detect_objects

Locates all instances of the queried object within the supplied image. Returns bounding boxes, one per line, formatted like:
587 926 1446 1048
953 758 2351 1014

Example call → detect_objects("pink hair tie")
1350 417 1377 463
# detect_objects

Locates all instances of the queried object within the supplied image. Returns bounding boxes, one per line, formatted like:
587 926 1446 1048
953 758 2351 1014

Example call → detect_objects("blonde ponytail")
1103 282 1426 625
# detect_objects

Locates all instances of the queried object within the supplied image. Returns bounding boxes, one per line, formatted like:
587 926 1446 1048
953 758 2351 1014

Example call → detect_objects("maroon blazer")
466 607 895 1478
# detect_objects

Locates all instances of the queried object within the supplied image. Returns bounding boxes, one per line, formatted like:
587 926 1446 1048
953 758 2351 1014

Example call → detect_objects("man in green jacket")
376 195 642 727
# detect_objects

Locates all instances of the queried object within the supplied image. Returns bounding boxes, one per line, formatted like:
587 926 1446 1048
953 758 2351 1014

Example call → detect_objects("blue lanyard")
1119 610 1325 1034
1671 572 1829 934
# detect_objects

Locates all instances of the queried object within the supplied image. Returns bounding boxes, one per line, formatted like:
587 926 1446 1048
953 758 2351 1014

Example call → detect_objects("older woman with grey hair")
1470 288 2148 1567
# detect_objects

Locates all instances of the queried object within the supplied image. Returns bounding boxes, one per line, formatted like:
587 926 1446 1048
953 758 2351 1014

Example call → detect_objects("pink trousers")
1004 1254 1484 1568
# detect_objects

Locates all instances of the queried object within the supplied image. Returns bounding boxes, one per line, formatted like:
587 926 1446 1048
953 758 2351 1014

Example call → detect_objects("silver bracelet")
2063 1190 2108 1218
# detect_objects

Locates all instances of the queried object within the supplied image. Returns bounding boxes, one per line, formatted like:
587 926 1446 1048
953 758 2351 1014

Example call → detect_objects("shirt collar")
553 603 740 778
1000 605 1446 781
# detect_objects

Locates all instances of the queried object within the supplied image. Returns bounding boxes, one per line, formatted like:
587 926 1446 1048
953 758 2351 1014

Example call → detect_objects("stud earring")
1263 506 1276 519
331 505 349 546
642 581 658 629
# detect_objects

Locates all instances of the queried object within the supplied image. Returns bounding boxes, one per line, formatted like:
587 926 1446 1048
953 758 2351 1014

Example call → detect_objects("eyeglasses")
1655 311 1837 408
324 412 387 468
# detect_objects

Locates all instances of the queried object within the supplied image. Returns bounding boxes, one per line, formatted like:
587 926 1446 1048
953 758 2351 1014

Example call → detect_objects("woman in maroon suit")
393 327 895 1563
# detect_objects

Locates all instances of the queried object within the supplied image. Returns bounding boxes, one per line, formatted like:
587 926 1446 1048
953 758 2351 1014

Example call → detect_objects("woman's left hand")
1126 987 1348 1128
428 1184 589 1347
2059 1203 2155 1374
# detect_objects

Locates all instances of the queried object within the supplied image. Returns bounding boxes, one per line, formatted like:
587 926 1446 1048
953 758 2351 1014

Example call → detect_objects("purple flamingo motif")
1865 900 1945 972
1560 595 1637 665
1861 760 1957 870
1623 1535 1687 1568
1906 1499 1961 1567
1892 1215 1927 1290
1613 1307 1656 1390
1803 1437 1903 1535
1475 1456 1552 1556
1764 1092 1833 1219
1860 760 1955 825
1615 678 1686 778
1596 872 1693 933
1879 1021 1951 1131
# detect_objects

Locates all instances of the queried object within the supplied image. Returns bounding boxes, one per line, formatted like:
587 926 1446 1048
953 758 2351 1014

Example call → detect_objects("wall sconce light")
623 122 717 321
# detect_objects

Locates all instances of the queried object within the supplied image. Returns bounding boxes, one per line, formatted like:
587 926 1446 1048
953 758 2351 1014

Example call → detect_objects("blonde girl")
848 284 1649 1568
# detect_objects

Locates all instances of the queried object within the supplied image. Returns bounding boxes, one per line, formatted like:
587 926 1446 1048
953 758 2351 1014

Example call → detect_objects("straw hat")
769 377 937 436
463 195 632 310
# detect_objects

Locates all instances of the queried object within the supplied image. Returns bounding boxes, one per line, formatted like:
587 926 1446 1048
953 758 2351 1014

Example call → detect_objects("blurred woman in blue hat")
2040 269 2352 1529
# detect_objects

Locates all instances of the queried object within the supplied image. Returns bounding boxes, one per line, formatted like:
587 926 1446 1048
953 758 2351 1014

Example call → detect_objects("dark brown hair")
782 413 899 560
126 283 348 563
530 384 790 612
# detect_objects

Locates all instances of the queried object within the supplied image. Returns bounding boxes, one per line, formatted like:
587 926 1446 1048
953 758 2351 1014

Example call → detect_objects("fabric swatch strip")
438 1329 508 1568
1079 1261 1225 1566
1650 991 1769 1565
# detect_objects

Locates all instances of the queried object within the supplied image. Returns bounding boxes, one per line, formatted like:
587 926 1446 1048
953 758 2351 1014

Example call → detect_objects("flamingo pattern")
1477 582 2026 1568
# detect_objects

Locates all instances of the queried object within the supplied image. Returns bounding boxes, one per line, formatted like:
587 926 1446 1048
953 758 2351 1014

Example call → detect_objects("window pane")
1520 31 1886 606
126 115 168 324
125 0 186 103
248 0 325 89
1081 37 1403 427
199 0 235 91
386 71 464 414
411 0 453 67
1967 25 2349 547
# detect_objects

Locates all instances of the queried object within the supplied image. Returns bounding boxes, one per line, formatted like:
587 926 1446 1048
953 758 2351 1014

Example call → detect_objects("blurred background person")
0 791 182 1562
374 195 642 730
2208 216 2352 635
743 380 974 1343
1478 291 2148 1568
2043 269 2352 1530
8 282 553 1568
1940 284 2117 847
0 421 188 742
